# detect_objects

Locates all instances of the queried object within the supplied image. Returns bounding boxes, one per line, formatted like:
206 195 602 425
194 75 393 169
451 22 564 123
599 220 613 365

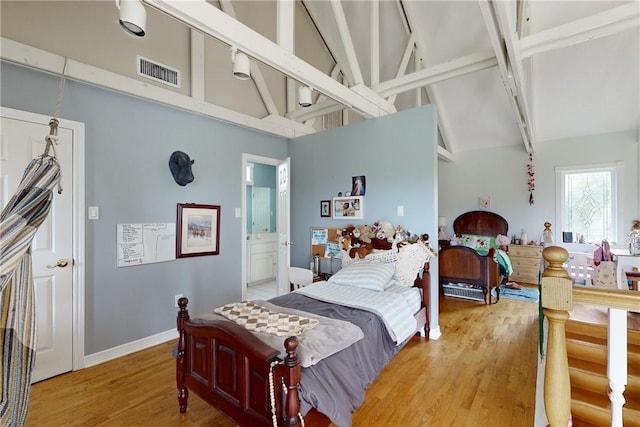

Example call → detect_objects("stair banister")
541 246 573 427
608 307 627 427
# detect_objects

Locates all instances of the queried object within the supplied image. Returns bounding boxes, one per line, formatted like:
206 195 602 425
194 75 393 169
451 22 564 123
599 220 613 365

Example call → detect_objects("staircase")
566 319 640 427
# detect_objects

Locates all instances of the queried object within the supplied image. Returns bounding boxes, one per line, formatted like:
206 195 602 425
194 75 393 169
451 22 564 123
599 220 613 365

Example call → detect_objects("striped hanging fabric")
0 149 61 426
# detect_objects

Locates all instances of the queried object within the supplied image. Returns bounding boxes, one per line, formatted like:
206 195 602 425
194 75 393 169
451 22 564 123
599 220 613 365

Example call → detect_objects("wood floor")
26 294 541 427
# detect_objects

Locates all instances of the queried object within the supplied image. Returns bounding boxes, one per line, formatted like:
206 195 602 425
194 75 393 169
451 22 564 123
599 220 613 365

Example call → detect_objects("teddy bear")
349 241 374 259
376 221 395 242
370 221 394 250
357 224 372 244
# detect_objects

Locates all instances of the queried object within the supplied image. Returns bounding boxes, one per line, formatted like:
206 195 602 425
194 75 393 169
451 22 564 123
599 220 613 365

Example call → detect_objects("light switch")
397 205 404 217
88 206 99 220
235 207 241 218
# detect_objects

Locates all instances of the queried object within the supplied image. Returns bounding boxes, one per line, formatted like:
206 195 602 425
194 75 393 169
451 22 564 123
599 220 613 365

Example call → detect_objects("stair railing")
541 246 639 427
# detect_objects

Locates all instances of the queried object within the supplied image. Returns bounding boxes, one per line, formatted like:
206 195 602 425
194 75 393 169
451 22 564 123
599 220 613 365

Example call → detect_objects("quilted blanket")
214 301 319 336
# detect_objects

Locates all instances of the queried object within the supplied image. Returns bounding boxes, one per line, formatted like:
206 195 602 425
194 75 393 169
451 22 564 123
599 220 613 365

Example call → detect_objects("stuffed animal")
395 225 411 242
357 224 372 244
376 221 395 243
349 242 374 259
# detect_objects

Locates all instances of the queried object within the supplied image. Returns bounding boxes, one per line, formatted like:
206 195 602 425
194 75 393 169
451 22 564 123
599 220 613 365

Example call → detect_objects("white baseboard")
83 329 178 368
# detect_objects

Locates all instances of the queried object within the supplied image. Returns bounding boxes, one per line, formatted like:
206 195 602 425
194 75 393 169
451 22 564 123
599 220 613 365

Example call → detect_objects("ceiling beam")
373 49 498 98
370 0 380 86
490 0 535 152
0 37 314 138
478 0 532 153
329 0 364 86
520 3 640 59
145 0 395 119
387 33 416 105
400 0 460 158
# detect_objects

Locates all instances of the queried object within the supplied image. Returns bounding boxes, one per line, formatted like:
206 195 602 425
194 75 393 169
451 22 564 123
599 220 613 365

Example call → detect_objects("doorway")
0 107 85 382
241 154 289 301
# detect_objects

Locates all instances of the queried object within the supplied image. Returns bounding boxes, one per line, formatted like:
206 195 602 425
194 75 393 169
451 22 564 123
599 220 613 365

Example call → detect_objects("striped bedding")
294 281 417 344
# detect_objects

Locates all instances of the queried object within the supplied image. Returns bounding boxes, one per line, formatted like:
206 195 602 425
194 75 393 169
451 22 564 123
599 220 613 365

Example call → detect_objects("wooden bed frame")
438 210 508 304
176 262 431 426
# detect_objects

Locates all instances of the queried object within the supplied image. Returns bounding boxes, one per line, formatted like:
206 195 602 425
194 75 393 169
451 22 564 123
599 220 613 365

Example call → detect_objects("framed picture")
176 203 220 258
320 200 331 217
333 196 363 219
352 175 366 196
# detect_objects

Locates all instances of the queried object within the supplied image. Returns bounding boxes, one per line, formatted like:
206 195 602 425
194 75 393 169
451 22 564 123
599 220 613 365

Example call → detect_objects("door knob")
47 259 69 269
282 241 292 247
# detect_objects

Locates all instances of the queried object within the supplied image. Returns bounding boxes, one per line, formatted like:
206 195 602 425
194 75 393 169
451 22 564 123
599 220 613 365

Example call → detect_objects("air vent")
136 55 180 88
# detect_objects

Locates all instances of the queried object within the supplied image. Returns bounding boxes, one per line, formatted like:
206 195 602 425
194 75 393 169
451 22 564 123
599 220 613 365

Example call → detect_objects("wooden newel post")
284 337 301 427
176 297 189 413
541 246 572 427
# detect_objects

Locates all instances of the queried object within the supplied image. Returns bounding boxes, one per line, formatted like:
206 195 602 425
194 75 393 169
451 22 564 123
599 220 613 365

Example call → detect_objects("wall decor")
176 203 220 257
169 151 195 186
352 175 366 195
333 196 363 219
320 200 331 217
478 196 490 209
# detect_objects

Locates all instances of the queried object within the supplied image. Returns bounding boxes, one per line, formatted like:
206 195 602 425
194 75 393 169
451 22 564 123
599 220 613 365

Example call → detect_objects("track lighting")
298 86 312 107
231 47 251 80
116 0 146 37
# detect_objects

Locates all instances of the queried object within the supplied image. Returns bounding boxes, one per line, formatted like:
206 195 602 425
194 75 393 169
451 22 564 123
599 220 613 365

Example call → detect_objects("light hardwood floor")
26 294 541 427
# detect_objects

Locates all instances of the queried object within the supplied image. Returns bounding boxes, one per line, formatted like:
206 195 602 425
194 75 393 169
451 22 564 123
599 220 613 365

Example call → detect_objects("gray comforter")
269 293 400 427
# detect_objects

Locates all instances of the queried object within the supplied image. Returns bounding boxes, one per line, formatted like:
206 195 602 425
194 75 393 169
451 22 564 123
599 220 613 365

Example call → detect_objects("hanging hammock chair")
0 132 61 426
1 61 66 426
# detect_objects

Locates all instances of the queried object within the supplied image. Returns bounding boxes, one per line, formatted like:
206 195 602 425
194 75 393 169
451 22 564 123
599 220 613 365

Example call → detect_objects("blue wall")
1 61 287 354
1 61 440 352
288 105 439 327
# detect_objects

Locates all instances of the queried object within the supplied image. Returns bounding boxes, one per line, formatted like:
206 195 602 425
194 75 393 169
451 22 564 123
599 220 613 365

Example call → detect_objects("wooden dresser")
509 244 543 285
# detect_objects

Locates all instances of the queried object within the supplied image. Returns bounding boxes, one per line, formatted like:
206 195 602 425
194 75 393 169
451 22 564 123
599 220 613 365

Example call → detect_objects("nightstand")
509 244 543 285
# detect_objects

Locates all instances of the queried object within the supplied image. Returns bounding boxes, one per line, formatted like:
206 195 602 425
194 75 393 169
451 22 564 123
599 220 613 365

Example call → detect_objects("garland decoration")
527 152 535 205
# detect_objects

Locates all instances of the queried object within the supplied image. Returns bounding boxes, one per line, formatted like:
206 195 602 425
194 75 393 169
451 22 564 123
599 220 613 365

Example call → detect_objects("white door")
277 158 291 295
0 113 74 383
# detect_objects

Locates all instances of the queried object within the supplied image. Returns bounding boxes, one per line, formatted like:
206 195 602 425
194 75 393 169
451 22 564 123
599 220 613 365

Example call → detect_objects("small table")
611 249 640 289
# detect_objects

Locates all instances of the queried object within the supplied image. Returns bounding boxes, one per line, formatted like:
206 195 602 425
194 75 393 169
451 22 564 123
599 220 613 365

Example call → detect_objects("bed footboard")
438 246 500 303
176 298 302 426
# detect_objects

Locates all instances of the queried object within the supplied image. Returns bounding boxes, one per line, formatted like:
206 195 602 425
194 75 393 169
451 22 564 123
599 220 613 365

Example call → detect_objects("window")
556 164 620 244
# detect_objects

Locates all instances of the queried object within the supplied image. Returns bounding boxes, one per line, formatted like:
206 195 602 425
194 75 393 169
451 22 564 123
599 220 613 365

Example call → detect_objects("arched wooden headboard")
452 210 508 237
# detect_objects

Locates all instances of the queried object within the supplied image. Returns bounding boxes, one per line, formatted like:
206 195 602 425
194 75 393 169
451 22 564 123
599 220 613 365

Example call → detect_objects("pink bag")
593 240 611 266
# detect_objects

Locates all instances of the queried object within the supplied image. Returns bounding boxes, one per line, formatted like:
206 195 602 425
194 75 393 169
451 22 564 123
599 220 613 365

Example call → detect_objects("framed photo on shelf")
333 196 363 219
176 203 220 258
320 200 331 217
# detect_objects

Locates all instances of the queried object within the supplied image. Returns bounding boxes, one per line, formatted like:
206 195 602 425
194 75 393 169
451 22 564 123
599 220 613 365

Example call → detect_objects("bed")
175 242 431 426
438 210 509 304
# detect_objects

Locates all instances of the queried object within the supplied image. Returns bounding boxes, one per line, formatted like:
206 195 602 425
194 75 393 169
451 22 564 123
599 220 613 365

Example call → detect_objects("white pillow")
328 261 395 291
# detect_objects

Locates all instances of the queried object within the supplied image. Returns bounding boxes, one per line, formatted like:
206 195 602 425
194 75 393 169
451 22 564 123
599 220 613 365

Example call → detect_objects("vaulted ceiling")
147 0 639 161
2 1 638 162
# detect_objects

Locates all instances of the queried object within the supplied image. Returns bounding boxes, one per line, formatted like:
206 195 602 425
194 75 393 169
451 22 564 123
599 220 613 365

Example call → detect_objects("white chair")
289 267 314 290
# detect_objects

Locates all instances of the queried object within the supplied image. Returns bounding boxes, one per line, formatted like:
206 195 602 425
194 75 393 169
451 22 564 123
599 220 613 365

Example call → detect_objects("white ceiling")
160 0 638 159
296 0 639 157
3 0 637 159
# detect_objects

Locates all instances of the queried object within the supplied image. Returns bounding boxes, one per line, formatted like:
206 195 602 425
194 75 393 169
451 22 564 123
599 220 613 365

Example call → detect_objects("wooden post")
283 337 301 427
176 297 189 413
541 246 572 427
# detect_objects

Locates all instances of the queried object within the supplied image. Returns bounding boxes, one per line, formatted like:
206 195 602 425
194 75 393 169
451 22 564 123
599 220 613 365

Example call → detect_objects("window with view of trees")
557 164 620 244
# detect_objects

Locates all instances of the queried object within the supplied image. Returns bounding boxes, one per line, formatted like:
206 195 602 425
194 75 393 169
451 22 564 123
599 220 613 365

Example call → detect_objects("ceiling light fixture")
231 47 251 80
298 86 312 108
116 0 146 37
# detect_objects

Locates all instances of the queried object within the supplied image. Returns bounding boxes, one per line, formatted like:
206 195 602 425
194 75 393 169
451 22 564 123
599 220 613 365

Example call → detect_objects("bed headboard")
453 211 508 237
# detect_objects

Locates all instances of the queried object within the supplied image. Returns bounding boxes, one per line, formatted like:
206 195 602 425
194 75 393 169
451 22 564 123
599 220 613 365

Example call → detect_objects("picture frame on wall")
333 196 363 219
176 203 220 258
320 200 331 217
